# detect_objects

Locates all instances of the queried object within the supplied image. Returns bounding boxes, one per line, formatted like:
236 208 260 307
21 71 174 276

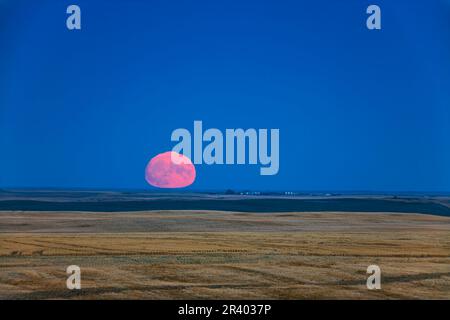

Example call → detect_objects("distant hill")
0 191 449 216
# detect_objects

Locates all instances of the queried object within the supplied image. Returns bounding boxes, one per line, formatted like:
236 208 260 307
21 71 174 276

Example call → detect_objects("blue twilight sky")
0 0 449 192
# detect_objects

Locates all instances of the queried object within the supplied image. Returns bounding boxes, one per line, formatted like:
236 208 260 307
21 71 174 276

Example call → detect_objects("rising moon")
145 151 196 188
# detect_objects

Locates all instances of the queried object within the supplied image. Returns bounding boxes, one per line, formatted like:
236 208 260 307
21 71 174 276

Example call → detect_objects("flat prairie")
0 210 449 299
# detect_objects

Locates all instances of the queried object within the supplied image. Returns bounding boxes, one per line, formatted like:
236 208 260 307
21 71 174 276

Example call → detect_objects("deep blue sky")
1 0 449 192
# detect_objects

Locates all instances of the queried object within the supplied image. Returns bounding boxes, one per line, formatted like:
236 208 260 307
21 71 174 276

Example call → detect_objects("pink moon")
145 151 196 188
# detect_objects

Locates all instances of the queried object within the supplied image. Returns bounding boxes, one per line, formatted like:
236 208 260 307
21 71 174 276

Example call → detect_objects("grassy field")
0 211 449 299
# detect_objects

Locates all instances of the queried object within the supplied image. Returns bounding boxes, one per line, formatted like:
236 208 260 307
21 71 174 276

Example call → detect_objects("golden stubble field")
0 210 449 299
